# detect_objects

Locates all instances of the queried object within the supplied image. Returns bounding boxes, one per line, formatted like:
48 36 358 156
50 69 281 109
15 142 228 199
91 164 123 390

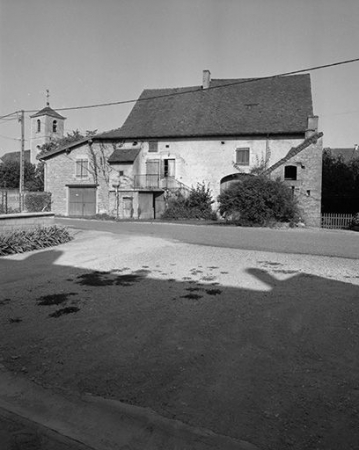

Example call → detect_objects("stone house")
40 70 323 226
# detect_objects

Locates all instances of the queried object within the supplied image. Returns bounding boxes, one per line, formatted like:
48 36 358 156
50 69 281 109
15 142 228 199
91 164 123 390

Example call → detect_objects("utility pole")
19 110 25 212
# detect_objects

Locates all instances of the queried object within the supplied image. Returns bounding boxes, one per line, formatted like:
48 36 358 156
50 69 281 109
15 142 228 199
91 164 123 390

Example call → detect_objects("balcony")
134 175 190 195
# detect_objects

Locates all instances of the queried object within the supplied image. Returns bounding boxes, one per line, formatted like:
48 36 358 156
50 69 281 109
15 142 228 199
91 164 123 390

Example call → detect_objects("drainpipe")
113 184 119 219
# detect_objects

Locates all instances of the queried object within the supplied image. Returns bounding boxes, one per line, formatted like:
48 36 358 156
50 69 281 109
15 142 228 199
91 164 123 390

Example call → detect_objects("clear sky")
1 0 359 158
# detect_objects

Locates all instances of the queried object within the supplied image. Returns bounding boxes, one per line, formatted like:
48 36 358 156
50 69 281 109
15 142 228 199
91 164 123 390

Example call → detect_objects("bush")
162 183 217 220
24 192 51 212
0 226 73 256
218 176 299 226
349 212 359 231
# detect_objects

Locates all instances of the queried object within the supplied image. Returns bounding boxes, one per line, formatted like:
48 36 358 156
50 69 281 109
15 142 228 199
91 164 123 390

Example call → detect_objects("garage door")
68 187 96 216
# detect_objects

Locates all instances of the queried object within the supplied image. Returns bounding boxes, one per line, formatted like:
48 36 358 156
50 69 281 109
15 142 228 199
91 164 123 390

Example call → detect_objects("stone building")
40 71 323 226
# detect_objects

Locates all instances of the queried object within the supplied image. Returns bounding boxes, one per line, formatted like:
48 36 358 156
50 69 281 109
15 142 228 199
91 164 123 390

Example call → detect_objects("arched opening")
52 120 57 132
37 119 41 133
220 173 253 192
284 165 297 180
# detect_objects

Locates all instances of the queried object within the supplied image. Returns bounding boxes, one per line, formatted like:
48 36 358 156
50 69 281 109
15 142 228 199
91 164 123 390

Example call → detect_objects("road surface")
56 218 358 259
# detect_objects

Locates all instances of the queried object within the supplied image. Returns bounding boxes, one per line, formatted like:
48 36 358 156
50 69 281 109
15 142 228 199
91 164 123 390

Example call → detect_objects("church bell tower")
29 90 66 164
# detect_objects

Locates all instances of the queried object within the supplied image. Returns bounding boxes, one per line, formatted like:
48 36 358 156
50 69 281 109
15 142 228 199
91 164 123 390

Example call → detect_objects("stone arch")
220 173 253 192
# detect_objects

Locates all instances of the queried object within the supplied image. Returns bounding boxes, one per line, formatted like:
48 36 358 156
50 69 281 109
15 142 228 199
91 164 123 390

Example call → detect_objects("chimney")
305 115 318 138
202 70 211 89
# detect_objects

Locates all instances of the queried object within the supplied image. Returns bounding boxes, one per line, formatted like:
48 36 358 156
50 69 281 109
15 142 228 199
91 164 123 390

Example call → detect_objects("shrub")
218 176 299 226
162 183 216 220
0 226 73 256
349 212 359 231
24 192 51 212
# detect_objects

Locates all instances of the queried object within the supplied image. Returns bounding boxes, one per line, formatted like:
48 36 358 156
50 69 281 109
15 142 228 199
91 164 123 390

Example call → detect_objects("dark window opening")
163 159 175 177
52 120 57 133
119 170 124 176
37 119 41 133
284 165 297 180
236 148 250 165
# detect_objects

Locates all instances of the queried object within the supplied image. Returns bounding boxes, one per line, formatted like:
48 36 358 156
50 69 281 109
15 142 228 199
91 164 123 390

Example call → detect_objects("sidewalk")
0 367 258 450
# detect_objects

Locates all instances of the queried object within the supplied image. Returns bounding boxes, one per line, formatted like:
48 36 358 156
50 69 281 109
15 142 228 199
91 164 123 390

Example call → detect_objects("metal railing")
134 175 191 195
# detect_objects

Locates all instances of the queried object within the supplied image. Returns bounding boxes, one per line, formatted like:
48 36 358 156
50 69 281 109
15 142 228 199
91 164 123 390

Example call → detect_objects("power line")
23 56 359 114
0 134 21 141
0 111 20 120
1 57 359 118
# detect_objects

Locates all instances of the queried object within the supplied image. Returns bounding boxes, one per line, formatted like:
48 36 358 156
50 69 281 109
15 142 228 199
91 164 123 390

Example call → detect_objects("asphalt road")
56 218 359 259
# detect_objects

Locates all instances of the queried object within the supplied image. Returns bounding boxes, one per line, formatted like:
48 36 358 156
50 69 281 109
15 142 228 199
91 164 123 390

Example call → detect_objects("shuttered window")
236 148 250 165
75 159 89 178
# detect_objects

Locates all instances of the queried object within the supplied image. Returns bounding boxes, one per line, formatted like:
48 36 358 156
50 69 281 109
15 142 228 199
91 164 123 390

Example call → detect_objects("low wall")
0 212 55 234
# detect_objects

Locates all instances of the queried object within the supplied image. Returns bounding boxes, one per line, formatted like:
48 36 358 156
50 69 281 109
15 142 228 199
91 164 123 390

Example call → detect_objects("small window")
236 148 250 165
75 159 89 178
284 165 297 180
163 159 175 177
148 141 158 152
119 170 124 176
37 119 41 133
52 120 57 132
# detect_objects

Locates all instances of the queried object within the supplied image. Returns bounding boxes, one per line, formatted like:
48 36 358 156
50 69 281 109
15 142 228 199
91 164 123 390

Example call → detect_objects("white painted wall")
135 137 303 201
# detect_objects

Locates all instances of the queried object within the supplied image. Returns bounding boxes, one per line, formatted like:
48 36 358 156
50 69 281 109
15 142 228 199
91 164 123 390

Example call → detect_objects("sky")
1 0 359 158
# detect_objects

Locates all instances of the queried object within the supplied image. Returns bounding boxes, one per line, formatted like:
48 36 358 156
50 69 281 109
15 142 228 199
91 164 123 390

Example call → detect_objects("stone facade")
43 133 323 226
269 136 323 227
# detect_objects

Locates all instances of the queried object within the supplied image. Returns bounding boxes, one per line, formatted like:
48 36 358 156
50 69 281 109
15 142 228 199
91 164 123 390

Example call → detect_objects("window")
148 141 158 152
37 119 41 133
236 148 250 165
284 165 297 180
52 120 57 132
75 159 89 178
163 159 175 177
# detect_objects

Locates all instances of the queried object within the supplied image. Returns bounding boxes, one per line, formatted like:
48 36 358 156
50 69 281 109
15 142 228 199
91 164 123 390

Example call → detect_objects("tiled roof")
38 138 90 160
30 106 66 120
108 148 140 163
263 132 324 175
324 147 359 163
1 150 31 164
100 74 313 139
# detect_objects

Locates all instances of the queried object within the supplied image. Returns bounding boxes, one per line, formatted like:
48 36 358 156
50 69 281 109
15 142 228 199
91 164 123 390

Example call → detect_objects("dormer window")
37 119 41 133
52 120 57 132
284 165 297 180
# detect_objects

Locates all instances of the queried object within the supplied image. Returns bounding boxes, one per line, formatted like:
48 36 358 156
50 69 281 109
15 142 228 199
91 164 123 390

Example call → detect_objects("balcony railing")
133 175 190 195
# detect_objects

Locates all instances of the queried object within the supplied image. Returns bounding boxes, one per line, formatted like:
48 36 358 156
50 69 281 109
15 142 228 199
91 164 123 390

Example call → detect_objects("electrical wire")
21 56 359 114
1 57 359 118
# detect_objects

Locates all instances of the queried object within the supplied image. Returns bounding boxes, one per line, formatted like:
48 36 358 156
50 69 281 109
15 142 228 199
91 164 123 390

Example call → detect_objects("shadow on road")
1 249 359 450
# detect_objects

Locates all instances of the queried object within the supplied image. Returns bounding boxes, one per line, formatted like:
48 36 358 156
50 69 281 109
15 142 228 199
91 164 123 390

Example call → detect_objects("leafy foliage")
322 150 359 213
0 226 72 256
162 183 216 220
218 176 299 226
0 160 43 190
24 192 51 212
38 129 97 156
349 212 359 231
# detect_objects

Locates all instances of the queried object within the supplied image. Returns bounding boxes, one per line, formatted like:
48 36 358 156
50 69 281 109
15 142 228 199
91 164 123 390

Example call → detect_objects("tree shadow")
1 250 359 450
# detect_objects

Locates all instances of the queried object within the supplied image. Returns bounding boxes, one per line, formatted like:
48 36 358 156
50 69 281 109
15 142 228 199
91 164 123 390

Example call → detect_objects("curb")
0 369 259 450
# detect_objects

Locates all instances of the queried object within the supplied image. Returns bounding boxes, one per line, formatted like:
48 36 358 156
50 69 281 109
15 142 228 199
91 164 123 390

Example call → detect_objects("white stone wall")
136 137 303 201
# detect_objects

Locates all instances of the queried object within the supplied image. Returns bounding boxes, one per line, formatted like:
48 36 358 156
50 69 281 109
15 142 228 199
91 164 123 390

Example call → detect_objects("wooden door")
68 187 96 216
